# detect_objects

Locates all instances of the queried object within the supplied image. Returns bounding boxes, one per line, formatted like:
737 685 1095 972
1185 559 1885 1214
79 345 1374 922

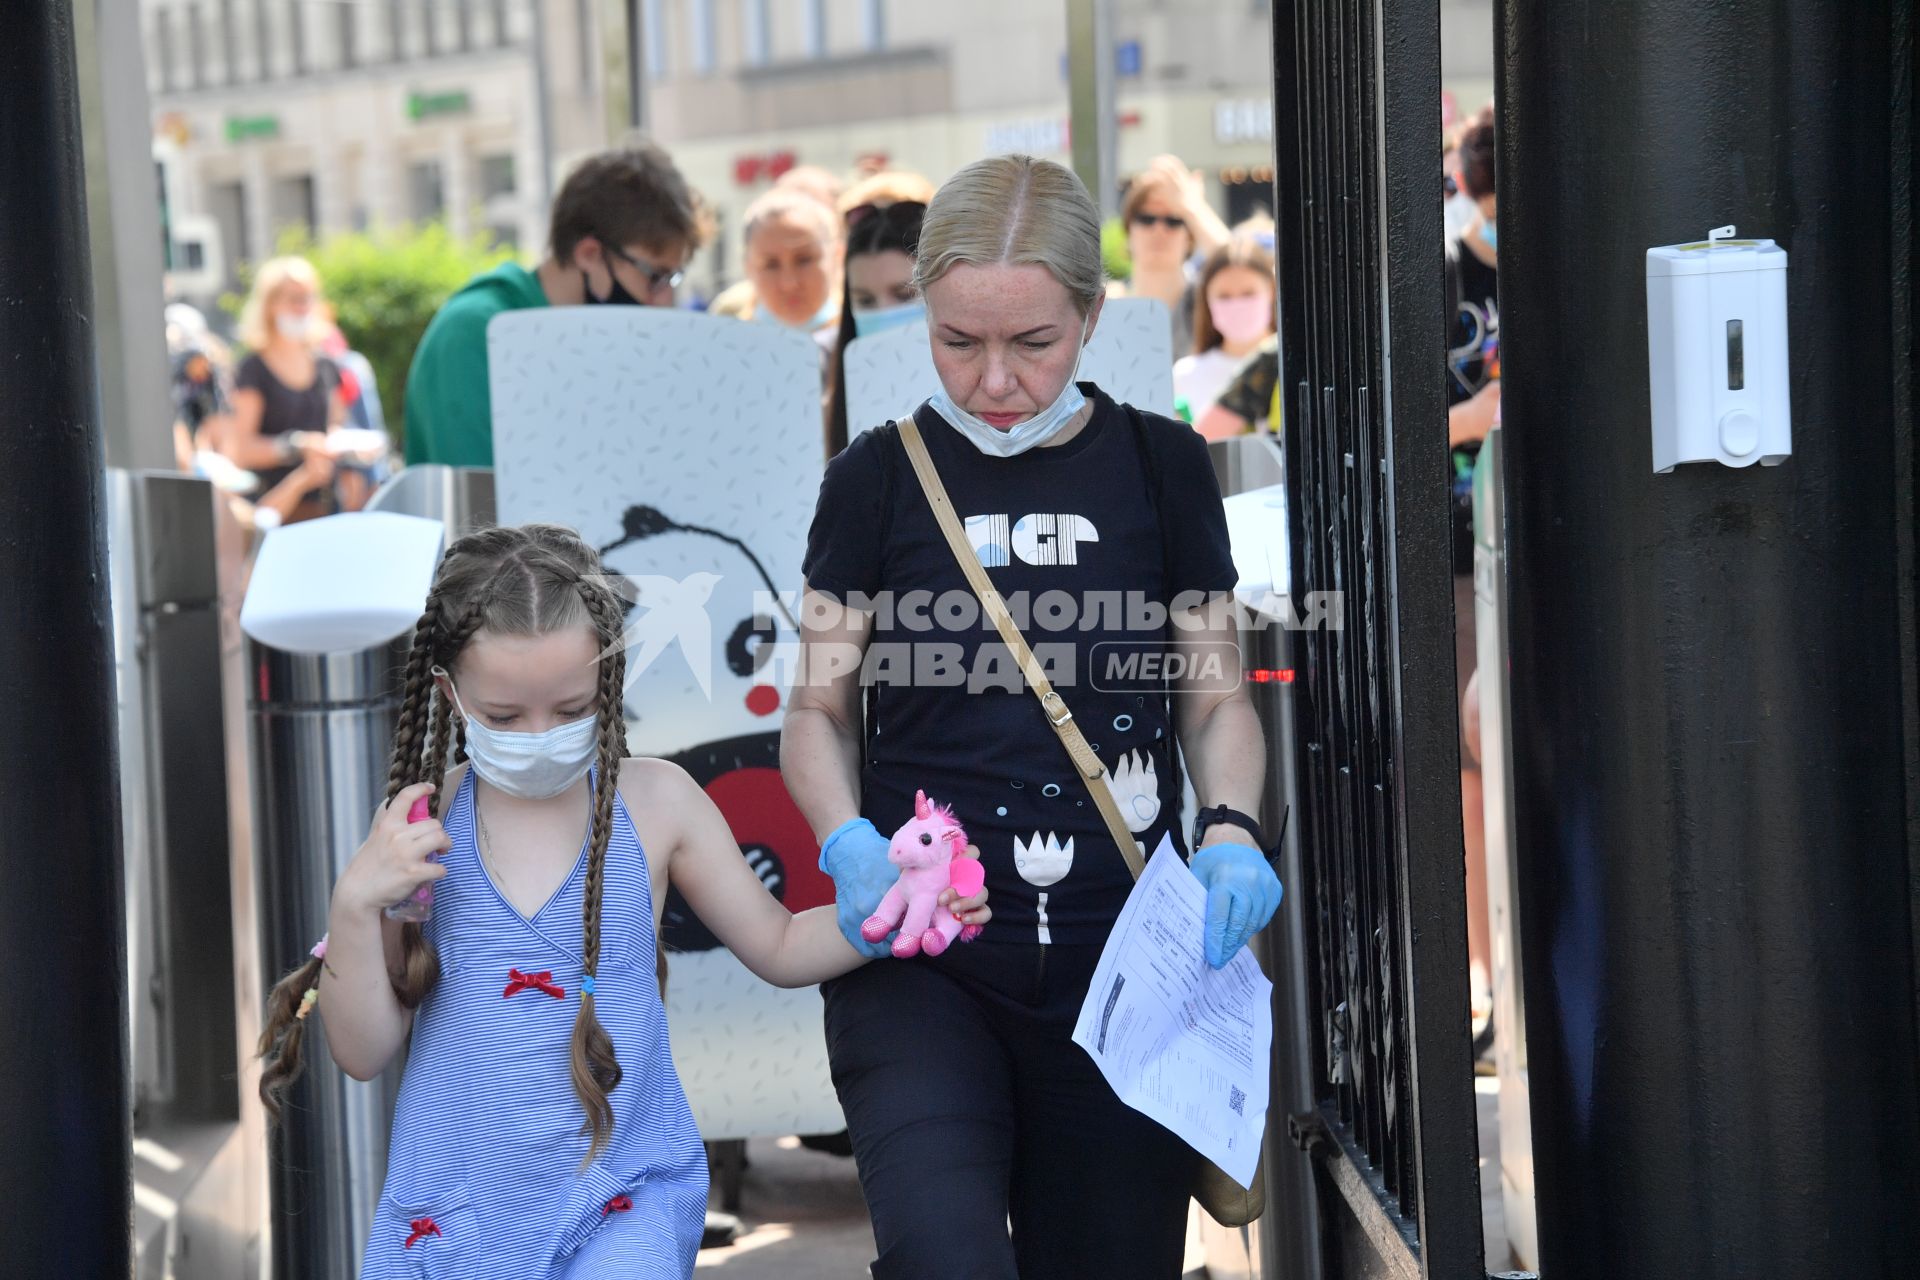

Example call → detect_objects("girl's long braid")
258 594 448 1115
569 573 630 1161
387 588 492 1009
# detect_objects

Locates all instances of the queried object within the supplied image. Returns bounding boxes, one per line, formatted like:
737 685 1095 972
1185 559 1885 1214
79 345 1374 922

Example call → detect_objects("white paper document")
1072 837 1274 1187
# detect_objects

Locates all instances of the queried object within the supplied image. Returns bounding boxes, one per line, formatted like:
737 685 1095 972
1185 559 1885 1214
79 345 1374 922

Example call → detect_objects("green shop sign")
225 114 280 143
407 90 472 122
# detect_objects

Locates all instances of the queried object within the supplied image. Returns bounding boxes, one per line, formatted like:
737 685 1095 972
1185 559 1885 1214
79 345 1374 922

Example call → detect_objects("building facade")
143 0 1495 305
633 0 1287 293
142 0 613 303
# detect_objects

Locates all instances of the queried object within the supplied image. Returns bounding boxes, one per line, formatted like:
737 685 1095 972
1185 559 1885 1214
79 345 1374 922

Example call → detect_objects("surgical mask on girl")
1483 219 1499 251
852 299 925 338
929 313 1093 459
1208 294 1272 346
433 667 598 800
276 313 314 341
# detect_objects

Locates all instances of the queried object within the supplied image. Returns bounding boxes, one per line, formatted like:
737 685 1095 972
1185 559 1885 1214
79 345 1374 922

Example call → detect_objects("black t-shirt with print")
802 385 1237 946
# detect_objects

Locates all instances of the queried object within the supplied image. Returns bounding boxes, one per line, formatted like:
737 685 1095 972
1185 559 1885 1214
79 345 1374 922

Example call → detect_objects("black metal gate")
1270 1 1491 1275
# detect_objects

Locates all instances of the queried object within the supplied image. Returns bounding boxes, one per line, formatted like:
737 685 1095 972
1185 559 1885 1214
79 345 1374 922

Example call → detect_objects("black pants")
823 940 1198 1279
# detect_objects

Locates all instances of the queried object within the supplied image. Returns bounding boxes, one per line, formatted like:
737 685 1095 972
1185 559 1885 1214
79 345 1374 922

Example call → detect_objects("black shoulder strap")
1122 402 1175 589
1120 401 1190 817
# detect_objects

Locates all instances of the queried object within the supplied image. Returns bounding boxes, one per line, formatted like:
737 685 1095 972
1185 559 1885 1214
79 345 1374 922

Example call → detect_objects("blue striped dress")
360 766 709 1279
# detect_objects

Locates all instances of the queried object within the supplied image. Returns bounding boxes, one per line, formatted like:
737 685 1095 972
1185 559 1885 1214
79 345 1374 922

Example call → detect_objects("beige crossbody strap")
897 413 1146 879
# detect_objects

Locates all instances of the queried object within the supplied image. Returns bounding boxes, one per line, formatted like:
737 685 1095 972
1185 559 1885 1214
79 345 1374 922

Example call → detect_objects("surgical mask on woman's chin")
757 299 836 331
434 668 597 800
1483 219 1499 252
852 299 925 338
1208 294 1273 346
929 314 1093 459
276 313 313 341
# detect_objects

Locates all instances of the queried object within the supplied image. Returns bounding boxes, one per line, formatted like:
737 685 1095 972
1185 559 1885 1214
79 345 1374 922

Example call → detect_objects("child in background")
255 524 988 1278
1174 239 1278 425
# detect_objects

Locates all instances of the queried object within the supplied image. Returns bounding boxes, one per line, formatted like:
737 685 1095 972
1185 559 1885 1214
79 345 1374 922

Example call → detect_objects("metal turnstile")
250 639 409 1279
1198 435 1322 1280
109 470 263 1280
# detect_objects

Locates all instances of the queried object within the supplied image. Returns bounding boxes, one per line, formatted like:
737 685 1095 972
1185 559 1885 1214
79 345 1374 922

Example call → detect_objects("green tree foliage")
1101 217 1133 284
229 222 515 442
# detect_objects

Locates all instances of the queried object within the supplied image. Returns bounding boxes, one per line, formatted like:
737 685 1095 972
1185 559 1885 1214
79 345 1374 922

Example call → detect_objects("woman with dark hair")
823 200 926 457
1174 238 1277 425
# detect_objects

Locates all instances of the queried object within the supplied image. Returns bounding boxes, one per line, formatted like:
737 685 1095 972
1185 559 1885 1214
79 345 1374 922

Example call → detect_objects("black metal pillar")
0 5 132 1276
1501 2 1920 1275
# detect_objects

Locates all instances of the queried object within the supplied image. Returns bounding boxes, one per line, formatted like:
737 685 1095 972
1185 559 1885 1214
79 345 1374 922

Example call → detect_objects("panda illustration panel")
657 730 834 953
489 310 847 1138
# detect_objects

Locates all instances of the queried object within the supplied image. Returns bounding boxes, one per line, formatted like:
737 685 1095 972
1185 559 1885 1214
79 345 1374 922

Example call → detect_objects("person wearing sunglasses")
403 139 709 468
1115 154 1231 359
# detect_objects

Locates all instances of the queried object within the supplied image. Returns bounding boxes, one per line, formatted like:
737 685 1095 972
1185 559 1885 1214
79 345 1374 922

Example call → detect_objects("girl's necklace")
473 787 593 901
473 795 508 889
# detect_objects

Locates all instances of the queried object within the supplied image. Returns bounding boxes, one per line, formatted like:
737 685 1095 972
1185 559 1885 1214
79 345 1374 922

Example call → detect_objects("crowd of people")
230 148 1283 1280
165 138 1283 517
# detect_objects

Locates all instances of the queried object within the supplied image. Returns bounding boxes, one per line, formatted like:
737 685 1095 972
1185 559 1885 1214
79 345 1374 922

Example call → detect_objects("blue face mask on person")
928 313 1093 459
852 299 925 339
758 299 837 331
1483 219 1499 251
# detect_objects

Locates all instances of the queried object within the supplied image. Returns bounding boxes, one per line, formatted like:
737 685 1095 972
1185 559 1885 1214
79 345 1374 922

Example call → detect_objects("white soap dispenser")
1645 224 1791 473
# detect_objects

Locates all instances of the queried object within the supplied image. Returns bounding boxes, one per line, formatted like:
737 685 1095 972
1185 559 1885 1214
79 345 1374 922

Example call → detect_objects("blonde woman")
742 188 842 332
225 256 344 524
782 155 1280 1278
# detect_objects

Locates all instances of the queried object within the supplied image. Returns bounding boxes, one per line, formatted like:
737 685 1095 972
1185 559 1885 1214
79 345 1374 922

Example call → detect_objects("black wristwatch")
1193 804 1288 861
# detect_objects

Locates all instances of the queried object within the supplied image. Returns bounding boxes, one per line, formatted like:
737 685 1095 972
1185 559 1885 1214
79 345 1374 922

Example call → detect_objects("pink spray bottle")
383 794 438 922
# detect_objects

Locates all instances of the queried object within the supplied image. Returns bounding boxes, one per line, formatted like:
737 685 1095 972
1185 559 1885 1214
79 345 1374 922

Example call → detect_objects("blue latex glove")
1190 842 1284 970
819 817 896 959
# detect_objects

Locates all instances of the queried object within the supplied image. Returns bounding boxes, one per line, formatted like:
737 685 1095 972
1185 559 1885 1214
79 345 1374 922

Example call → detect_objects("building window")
227 0 258 80
409 159 446 222
741 0 768 65
642 0 666 78
479 153 516 200
338 0 359 66
271 174 317 240
860 0 883 51
801 0 824 58
155 7 178 92
254 0 273 81
691 0 716 73
288 0 308 74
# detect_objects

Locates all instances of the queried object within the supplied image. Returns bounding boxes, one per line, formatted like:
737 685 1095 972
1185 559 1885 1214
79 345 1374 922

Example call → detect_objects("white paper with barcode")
1071 837 1273 1187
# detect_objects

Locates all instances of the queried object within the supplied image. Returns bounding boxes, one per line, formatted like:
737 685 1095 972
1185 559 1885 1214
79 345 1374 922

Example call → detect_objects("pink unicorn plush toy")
861 790 986 958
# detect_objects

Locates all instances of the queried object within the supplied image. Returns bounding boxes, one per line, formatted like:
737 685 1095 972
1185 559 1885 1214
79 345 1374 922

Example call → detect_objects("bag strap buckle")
1040 690 1074 727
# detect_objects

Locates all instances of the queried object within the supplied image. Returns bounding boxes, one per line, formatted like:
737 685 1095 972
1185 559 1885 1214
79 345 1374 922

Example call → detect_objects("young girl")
1174 238 1277 426
255 523 989 1278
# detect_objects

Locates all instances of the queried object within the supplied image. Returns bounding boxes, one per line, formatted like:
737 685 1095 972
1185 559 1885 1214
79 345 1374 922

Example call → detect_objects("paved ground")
691 1100 1528 1280
697 1137 1212 1277
697 1138 875 1277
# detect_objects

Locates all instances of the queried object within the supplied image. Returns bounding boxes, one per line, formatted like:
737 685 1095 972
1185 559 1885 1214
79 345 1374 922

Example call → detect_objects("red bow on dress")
503 968 565 999
404 1218 441 1249
603 1194 634 1216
